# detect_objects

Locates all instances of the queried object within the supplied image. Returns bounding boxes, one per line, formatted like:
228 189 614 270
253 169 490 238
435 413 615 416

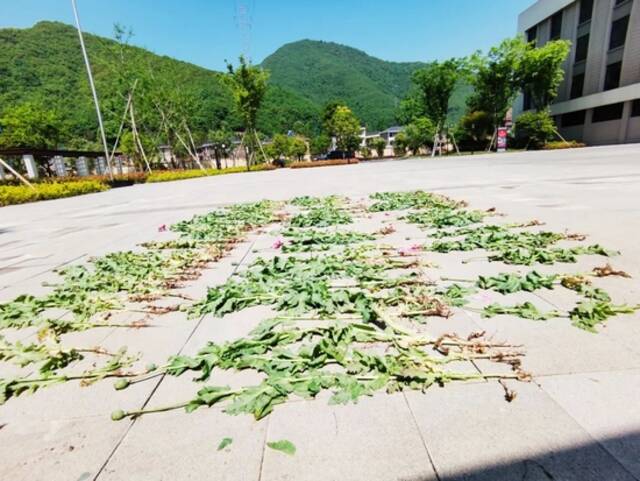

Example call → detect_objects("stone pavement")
1 145 640 481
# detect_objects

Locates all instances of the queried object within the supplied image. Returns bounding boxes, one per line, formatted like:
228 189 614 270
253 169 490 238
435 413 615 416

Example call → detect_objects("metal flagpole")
71 0 114 180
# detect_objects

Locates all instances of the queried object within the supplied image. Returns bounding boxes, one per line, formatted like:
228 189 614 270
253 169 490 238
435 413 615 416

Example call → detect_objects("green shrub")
359 145 372 159
146 164 275 183
0 180 109 206
543 140 586 150
514 110 556 150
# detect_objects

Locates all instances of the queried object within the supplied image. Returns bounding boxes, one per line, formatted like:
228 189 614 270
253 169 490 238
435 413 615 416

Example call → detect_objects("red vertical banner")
497 127 508 153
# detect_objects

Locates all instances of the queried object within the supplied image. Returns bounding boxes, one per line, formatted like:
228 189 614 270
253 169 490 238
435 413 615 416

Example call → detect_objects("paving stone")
96 408 267 481
539 369 640 479
260 393 438 481
405 381 637 481
0 415 129 481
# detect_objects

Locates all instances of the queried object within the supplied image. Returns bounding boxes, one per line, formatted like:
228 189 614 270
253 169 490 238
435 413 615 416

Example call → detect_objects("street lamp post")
71 0 113 180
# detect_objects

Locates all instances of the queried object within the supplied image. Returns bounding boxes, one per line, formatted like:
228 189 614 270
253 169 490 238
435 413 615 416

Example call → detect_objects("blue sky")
1 0 534 71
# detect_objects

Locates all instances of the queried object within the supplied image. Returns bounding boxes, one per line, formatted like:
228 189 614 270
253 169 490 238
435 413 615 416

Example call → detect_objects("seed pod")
111 409 126 421
114 379 130 391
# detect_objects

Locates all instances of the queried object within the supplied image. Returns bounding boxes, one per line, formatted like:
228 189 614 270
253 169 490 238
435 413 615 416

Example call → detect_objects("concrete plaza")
1 144 640 480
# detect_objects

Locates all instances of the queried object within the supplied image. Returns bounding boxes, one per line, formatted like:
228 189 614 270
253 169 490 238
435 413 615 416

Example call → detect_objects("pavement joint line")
0 252 88 294
92 235 260 481
532 366 640 379
257 417 271 481
402 392 443 481
533 382 640 481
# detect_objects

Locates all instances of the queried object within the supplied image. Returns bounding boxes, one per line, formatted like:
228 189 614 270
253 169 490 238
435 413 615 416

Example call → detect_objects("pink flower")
158 224 168 232
474 293 494 305
398 244 423 257
272 239 284 249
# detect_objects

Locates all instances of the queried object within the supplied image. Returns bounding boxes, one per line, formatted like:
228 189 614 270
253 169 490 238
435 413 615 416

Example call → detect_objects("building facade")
516 0 640 144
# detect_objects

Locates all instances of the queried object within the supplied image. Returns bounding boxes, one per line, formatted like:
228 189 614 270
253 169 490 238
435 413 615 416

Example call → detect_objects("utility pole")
71 0 113 180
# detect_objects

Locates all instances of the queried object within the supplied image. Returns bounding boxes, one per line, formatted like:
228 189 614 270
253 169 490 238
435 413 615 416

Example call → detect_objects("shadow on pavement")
402 430 640 481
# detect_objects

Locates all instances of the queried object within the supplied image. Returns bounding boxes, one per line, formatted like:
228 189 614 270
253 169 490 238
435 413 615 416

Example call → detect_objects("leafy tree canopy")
330 106 361 155
225 56 270 133
0 102 63 149
402 59 467 129
519 39 571 110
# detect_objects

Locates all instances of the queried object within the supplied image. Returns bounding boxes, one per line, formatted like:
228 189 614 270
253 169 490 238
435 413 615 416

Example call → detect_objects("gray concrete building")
516 0 640 144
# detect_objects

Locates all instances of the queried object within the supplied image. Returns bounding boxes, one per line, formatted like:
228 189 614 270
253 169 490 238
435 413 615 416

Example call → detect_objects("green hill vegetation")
0 22 472 150
0 21 320 146
262 40 471 131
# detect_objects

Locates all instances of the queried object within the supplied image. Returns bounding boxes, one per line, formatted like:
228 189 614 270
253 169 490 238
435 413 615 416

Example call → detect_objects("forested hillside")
262 40 470 131
0 22 471 148
0 21 320 145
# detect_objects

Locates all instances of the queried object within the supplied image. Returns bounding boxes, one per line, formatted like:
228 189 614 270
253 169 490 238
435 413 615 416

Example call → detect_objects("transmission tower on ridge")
234 0 254 60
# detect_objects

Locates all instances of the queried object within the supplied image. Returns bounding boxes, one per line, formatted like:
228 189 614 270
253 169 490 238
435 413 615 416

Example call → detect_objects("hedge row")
0 160 355 206
146 164 276 183
543 140 586 150
0 180 109 207
289 158 359 169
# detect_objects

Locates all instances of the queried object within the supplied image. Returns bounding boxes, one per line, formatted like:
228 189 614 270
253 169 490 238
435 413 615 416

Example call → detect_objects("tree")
393 132 408 157
359 145 372 159
403 118 436 155
519 39 571 110
121 129 155 169
467 37 528 137
370 137 387 158
405 59 466 129
321 100 346 136
456 110 494 150
310 134 331 156
329 106 361 157
514 110 556 149
271 134 291 160
224 56 270 170
0 102 63 149
207 128 234 169
289 136 307 161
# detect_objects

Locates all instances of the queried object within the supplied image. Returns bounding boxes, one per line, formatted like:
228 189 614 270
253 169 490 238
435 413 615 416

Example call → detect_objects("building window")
523 91 532 111
550 11 563 40
579 0 594 24
615 0 628 5
604 61 622 90
562 110 587 127
570 74 585 99
632 99 640 117
609 15 630 50
526 26 537 43
592 103 625 123
575 34 589 62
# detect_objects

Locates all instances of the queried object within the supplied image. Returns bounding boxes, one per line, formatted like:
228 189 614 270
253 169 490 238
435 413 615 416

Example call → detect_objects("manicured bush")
514 110 556 150
289 159 359 169
146 164 275 183
543 140 586 150
0 172 148 187
0 180 109 206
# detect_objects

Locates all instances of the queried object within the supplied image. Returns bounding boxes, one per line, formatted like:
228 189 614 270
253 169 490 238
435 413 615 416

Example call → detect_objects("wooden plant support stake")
0 157 35 189
129 101 153 173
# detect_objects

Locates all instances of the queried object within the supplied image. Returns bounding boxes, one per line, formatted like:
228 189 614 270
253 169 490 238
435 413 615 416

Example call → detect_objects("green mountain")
0 23 471 147
0 21 320 143
262 40 470 131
